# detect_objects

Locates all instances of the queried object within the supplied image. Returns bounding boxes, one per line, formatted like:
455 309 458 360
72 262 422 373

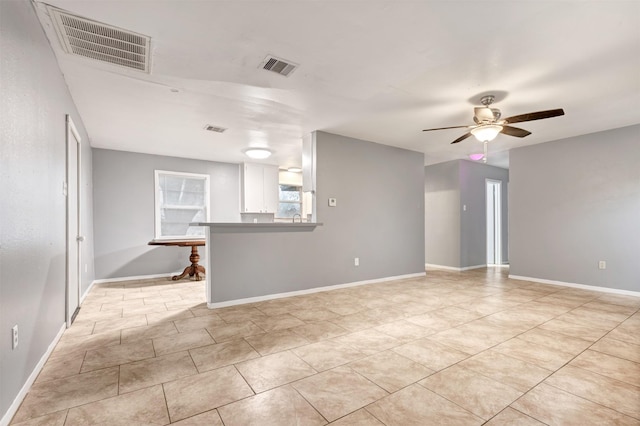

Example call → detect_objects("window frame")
276 183 303 219
154 170 210 241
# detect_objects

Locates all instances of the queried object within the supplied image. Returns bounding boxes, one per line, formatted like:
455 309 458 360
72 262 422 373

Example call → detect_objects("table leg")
172 245 206 281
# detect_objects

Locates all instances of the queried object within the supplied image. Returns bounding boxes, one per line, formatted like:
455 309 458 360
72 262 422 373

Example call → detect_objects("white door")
486 179 502 266
66 116 82 327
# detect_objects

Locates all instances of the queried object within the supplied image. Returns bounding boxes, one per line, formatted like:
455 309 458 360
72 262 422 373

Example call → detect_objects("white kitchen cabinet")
241 163 279 213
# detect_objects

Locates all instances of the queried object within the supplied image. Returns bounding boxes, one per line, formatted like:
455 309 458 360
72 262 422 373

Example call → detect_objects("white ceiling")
34 1 640 169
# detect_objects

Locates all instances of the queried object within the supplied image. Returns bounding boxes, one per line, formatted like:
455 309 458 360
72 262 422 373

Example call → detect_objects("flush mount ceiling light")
245 148 272 159
287 167 302 173
470 124 503 142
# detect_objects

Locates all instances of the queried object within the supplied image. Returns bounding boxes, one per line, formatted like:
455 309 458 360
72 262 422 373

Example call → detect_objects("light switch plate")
328 198 337 207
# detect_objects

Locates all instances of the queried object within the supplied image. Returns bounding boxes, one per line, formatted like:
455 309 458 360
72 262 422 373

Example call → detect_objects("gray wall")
424 159 508 269
209 131 426 302
424 160 461 268
459 160 509 267
510 125 640 292
92 149 241 279
0 1 95 420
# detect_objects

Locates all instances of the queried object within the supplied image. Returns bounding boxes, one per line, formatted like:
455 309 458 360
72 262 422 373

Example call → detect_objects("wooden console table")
148 240 206 281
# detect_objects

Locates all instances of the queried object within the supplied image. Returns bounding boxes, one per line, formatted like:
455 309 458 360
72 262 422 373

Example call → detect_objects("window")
277 184 302 218
154 170 209 240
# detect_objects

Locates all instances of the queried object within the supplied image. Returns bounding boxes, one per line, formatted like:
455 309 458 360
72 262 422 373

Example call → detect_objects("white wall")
509 125 640 292
0 1 95 421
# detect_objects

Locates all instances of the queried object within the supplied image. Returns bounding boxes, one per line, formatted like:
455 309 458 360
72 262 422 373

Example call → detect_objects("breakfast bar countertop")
190 222 322 233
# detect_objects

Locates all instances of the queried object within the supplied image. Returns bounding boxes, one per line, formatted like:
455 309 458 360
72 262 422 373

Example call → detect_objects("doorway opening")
486 179 502 266
66 115 82 327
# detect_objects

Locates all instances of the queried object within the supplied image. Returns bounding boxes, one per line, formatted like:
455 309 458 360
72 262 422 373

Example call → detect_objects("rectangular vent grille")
262 55 297 77
49 7 151 73
204 125 227 133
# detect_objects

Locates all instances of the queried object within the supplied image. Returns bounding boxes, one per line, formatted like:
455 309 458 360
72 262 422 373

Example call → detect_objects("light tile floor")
11 268 640 425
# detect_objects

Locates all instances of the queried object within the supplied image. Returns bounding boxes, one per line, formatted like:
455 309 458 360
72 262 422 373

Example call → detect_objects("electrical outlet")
328 198 337 207
12 325 18 350
598 261 606 270
354 257 359 267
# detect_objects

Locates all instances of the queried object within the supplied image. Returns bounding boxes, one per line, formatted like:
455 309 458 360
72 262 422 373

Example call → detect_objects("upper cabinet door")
242 163 264 212
262 165 279 213
241 163 279 213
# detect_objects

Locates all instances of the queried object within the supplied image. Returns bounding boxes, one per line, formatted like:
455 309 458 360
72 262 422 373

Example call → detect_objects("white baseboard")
80 279 96 304
461 264 488 271
425 263 487 272
509 275 640 297
91 272 176 285
207 272 426 309
1 323 66 426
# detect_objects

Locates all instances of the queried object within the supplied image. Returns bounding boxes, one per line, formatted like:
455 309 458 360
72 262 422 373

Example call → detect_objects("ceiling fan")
422 95 565 144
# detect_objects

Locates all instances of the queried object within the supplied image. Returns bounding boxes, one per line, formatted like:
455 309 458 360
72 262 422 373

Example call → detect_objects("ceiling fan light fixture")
469 153 485 161
471 125 503 142
245 148 272 159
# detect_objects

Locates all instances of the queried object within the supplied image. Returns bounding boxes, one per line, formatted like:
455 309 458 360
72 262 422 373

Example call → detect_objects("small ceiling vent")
204 125 227 133
261 55 298 77
48 6 151 73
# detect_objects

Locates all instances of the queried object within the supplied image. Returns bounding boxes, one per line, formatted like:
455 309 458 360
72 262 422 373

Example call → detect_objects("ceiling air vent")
48 6 151 73
204 125 227 133
261 55 298 77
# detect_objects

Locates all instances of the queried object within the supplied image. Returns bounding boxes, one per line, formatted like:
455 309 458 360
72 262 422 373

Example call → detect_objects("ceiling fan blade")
503 108 565 124
501 125 531 138
423 125 470 132
451 132 472 144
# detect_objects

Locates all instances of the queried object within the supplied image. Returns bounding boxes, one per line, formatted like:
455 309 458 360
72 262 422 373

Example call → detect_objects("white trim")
66 114 81 328
154 169 210 240
91 273 176 285
207 272 426 309
509 275 640 297
425 263 462 271
80 279 96 303
204 230 212 305
461 264 487 271
425 263 487 272
486 178 502 266
0 323 66 426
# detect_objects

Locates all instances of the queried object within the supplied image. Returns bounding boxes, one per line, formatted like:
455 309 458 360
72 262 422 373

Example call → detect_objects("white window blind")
154 170 209 239
277 184 302 218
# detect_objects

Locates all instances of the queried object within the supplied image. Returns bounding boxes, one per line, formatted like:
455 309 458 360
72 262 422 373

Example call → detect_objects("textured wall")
92 148 241 279
208 131 426 302
0 0 94 420
509 125 640 291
